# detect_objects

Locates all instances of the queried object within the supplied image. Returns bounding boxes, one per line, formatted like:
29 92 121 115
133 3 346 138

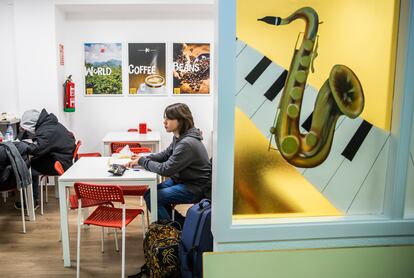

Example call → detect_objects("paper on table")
108 158 131 166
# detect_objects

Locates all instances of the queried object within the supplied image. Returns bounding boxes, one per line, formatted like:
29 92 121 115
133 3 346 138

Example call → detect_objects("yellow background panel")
233 107 341 218
237 0 400 130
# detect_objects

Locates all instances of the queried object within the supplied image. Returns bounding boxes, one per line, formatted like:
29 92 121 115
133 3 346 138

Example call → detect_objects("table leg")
26 175 35 221
59 181 71 267
149 180 158 223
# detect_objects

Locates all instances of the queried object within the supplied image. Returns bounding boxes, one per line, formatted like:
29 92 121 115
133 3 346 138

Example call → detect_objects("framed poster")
84 43 122 95
128 43 166 95
172 43 210 95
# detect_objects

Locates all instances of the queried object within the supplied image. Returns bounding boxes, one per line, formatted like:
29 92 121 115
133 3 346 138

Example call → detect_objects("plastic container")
5 124 14 141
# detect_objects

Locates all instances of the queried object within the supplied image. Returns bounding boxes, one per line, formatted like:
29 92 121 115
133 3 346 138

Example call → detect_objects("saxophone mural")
259 7 365 168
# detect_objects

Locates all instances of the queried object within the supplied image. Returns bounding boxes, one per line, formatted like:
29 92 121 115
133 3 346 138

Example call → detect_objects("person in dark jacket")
126 103 211 222
14 109 76 209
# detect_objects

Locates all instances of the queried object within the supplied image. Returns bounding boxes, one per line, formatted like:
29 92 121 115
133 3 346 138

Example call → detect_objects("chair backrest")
54 161 65 176
74 182 125 204
110 142 142 154
77 152 102 159
73 140 82 161
115 146 152 154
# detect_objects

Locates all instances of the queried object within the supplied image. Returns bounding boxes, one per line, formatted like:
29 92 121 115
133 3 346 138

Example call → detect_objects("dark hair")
164 103 194 135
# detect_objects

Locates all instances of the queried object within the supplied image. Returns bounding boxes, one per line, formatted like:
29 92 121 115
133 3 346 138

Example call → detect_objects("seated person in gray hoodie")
15 109 75 210
126 103 211 223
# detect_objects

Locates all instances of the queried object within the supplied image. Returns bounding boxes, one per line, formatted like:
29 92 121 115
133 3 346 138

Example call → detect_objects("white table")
58 157 158 267
102 131 161 156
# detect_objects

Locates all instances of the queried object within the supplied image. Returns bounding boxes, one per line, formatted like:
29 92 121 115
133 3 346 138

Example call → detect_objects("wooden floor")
0 189 147 278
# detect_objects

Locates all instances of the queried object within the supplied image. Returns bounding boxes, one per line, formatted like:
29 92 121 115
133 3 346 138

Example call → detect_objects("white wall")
13 0 59 115
1 0 214 155
0 0 18 113
55 5 67 124
61 7 214 154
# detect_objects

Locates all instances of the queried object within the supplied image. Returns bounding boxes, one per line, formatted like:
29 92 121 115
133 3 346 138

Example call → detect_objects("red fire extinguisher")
63 75 75 112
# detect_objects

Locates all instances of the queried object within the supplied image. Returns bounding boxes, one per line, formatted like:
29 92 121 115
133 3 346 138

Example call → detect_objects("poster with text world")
173 43 210 95
128 43 166 95
84 43 122 95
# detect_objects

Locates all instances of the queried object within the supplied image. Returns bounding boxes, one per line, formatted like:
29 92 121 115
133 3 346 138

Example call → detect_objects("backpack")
142 220 181 278
179 199 213 278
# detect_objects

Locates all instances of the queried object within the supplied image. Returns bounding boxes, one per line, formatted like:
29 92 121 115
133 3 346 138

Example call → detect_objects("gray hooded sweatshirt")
138 127 211 197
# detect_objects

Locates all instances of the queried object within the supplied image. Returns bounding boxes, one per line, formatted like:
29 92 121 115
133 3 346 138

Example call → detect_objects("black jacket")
25 109 75 174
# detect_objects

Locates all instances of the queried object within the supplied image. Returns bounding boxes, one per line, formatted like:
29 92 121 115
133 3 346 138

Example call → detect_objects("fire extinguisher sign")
59 44 64 66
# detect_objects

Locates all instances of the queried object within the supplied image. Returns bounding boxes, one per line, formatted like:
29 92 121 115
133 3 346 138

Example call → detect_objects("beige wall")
204 245 414 278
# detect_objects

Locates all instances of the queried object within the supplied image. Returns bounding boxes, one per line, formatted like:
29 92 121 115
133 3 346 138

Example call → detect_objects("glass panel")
233 0 399 219
404 115 414 218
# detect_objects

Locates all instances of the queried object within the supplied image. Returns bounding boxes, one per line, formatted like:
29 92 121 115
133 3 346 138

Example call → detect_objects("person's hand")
125 158 139 169
131 153 139 160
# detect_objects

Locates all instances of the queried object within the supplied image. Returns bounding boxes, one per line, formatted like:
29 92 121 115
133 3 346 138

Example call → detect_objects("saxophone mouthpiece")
258 16 282 26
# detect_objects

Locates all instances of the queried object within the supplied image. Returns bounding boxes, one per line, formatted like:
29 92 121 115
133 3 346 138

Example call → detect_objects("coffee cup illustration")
144 75 165 94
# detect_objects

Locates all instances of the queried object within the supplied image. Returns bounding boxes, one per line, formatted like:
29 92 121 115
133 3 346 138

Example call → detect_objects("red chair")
38 139 80 207
114 147 152 154
110 142 142 155
39 160 68 215
73 140 82 161
74 182 144 278
114 147 151 206
53 161 114 211
56 161 115 242
76 152 102 160
73 140 102 161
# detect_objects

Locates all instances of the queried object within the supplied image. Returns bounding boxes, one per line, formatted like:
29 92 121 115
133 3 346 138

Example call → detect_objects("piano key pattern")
235 39 390 214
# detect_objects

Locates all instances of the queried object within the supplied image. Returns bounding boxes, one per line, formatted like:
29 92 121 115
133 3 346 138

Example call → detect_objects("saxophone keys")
295 70 307 83
290 87 302 100
303 40 314 51
300 56 311 67
287 104 299 119
280 135 299 158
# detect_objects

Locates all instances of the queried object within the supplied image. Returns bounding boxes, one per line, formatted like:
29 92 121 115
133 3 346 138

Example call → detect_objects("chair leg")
139 196 143 206
114 229 119 252
23 187 29 217
146 207 149 226
40 178 44 215
45 177 49 203
2 192 6 203
122 206 126 278
19 189 26 234
77 204 82 278
172 209 175 221
141 214 145 239
101 227 105 253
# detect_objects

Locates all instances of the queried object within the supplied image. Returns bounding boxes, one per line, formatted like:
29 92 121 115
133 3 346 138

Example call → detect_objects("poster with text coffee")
128 43 166 95
84 43 122 95
173 43 210 95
